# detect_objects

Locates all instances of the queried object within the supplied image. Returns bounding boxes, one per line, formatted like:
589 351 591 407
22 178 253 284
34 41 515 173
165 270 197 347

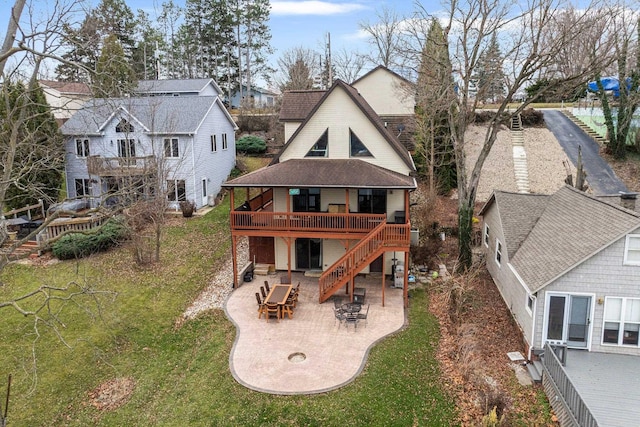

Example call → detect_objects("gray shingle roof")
225 159 417 189
135 78 220 95
494 186 640 292
60 96 222 135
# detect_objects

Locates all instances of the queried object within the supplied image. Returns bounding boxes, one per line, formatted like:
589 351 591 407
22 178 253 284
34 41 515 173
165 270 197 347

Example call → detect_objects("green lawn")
0 198 456 426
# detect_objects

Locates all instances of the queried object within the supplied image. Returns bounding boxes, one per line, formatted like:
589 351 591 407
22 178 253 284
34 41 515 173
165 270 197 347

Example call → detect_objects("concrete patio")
224 272 406 394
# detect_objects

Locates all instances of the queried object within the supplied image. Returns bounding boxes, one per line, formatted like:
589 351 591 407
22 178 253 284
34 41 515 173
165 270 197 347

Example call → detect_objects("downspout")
190 134 197 208
528 294 537 360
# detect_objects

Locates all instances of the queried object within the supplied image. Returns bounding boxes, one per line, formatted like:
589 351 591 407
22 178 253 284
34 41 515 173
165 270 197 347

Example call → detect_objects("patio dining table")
265 284 293 305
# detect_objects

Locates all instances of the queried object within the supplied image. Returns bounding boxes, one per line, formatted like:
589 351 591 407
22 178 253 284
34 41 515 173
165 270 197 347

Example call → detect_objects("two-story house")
60 88 237 211
224 79 417 305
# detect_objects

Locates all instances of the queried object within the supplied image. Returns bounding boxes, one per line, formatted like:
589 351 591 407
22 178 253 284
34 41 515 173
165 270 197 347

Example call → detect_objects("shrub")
179 200 196 217
52 217 128 260
236 135 267 154
520 108 544 126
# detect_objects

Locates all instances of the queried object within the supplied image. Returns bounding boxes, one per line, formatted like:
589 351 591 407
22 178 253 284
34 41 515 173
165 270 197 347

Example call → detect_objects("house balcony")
87 155 157 177
230 211 389 239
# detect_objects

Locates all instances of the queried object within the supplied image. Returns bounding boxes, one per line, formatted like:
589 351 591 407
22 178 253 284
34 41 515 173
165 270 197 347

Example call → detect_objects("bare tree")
359 6 406 69
414 0 614 269
332 47 368 83
275 46 321 91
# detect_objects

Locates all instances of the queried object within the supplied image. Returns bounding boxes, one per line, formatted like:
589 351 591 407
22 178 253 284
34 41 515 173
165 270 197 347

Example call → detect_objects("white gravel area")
182 124 572 319
181 236 249 320
465 124 575 202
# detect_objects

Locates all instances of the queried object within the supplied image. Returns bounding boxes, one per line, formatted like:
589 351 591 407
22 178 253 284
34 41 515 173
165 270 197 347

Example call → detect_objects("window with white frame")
495 240 502 265
211 135 217 152
75 139 89 157
603 297 640 346
164 137 179 158
483 224 490 247
624 235 640 265
166 179 186 202
526 294 535 315
74 178 90 197
222 133 228 150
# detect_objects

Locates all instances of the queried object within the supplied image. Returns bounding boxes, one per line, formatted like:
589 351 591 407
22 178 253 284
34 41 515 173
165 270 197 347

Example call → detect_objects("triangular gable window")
305 129 328 157
350 129 372 157
116 118 134 133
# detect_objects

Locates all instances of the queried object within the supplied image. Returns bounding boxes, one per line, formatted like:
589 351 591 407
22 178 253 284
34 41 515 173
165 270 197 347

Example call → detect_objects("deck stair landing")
510 114 530 193
526 359 543 383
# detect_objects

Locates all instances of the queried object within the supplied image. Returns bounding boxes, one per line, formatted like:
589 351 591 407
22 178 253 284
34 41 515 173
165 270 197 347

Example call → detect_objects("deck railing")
87 155 157 176
37 215 107 246
542 343 597 427
318 222 410 302
230 211 386 234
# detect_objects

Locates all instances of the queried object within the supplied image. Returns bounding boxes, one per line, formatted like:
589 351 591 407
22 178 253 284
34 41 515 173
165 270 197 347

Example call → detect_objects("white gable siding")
482 205 535 348
535 228 640 355
284 122 301 142
279 87 411 175
352 69 414 116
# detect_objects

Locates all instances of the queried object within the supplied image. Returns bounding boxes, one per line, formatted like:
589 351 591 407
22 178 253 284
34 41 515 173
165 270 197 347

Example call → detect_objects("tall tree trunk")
0 0 26 76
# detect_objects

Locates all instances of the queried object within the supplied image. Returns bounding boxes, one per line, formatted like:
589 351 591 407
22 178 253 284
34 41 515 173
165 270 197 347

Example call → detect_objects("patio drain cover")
288 352 306 363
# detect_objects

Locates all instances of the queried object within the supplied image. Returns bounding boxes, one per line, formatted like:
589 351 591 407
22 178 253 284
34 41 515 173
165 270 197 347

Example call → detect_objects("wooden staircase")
0 239 39 261
562 110 608 146
318 220 410 303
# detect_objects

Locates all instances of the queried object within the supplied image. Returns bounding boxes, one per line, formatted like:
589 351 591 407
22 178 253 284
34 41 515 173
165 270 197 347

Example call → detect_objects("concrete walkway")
224 272 406 394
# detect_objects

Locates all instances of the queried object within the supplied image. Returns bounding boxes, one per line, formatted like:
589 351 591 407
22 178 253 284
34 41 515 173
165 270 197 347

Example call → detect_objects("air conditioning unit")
207 194 216 207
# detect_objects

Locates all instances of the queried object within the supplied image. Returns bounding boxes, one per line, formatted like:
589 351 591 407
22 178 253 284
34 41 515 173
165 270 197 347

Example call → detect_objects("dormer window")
306 129 328 157
350 129 372 157
116 119 134 133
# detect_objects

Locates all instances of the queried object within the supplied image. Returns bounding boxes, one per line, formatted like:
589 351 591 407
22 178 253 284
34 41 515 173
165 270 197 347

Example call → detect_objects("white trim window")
164 137 179 158
75 139 89 157
211 135 217 152
603 297 640 346
222 133 228 150
526 294 535 315
483 224 490 247
74 178 90 197
495 239 503 266
623 234 640 265
166 179 186 202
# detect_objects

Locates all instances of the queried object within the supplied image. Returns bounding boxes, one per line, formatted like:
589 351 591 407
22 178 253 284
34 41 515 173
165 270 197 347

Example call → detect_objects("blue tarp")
587 76 633 97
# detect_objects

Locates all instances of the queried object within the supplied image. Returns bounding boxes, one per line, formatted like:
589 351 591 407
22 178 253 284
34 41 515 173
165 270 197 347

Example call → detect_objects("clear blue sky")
1 0 433 79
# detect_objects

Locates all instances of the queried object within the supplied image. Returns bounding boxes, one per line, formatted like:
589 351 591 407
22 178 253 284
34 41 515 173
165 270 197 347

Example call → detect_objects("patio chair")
281 300 294 319
264 281 270 293
260 286 267 299
333 307 346 326
280 275 291 284
333 297 343 310
255 292 267 319
344 312 360 330
265 302 280 322
357 304 369 327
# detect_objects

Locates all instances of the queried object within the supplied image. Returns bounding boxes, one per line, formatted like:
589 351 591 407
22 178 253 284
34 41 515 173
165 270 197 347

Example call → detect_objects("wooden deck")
545 347 640 426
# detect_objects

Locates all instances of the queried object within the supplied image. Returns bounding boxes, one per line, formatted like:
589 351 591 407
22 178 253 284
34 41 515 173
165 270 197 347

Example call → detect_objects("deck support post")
231 235 238 288
381 253 386 307
403 250 409 307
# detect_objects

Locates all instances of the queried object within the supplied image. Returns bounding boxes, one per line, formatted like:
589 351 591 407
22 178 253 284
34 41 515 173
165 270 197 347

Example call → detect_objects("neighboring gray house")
480 185 640 358
228 85 277 108
135 78 223 97
60 94 237 211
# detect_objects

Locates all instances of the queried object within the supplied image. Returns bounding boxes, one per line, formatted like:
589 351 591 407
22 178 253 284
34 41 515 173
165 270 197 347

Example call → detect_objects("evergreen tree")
415 19 457 195
474 33 505 103
93 0 136 58
94 34 137 97
158 0 183 78
55 16 100 82
132 9 165 80
0 80 64 210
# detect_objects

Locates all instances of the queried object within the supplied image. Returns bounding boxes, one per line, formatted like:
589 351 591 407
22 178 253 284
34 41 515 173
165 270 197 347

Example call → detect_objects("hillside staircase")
0 239 40 261
510 114 530 193
318 219 409 303
562 110 608 146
